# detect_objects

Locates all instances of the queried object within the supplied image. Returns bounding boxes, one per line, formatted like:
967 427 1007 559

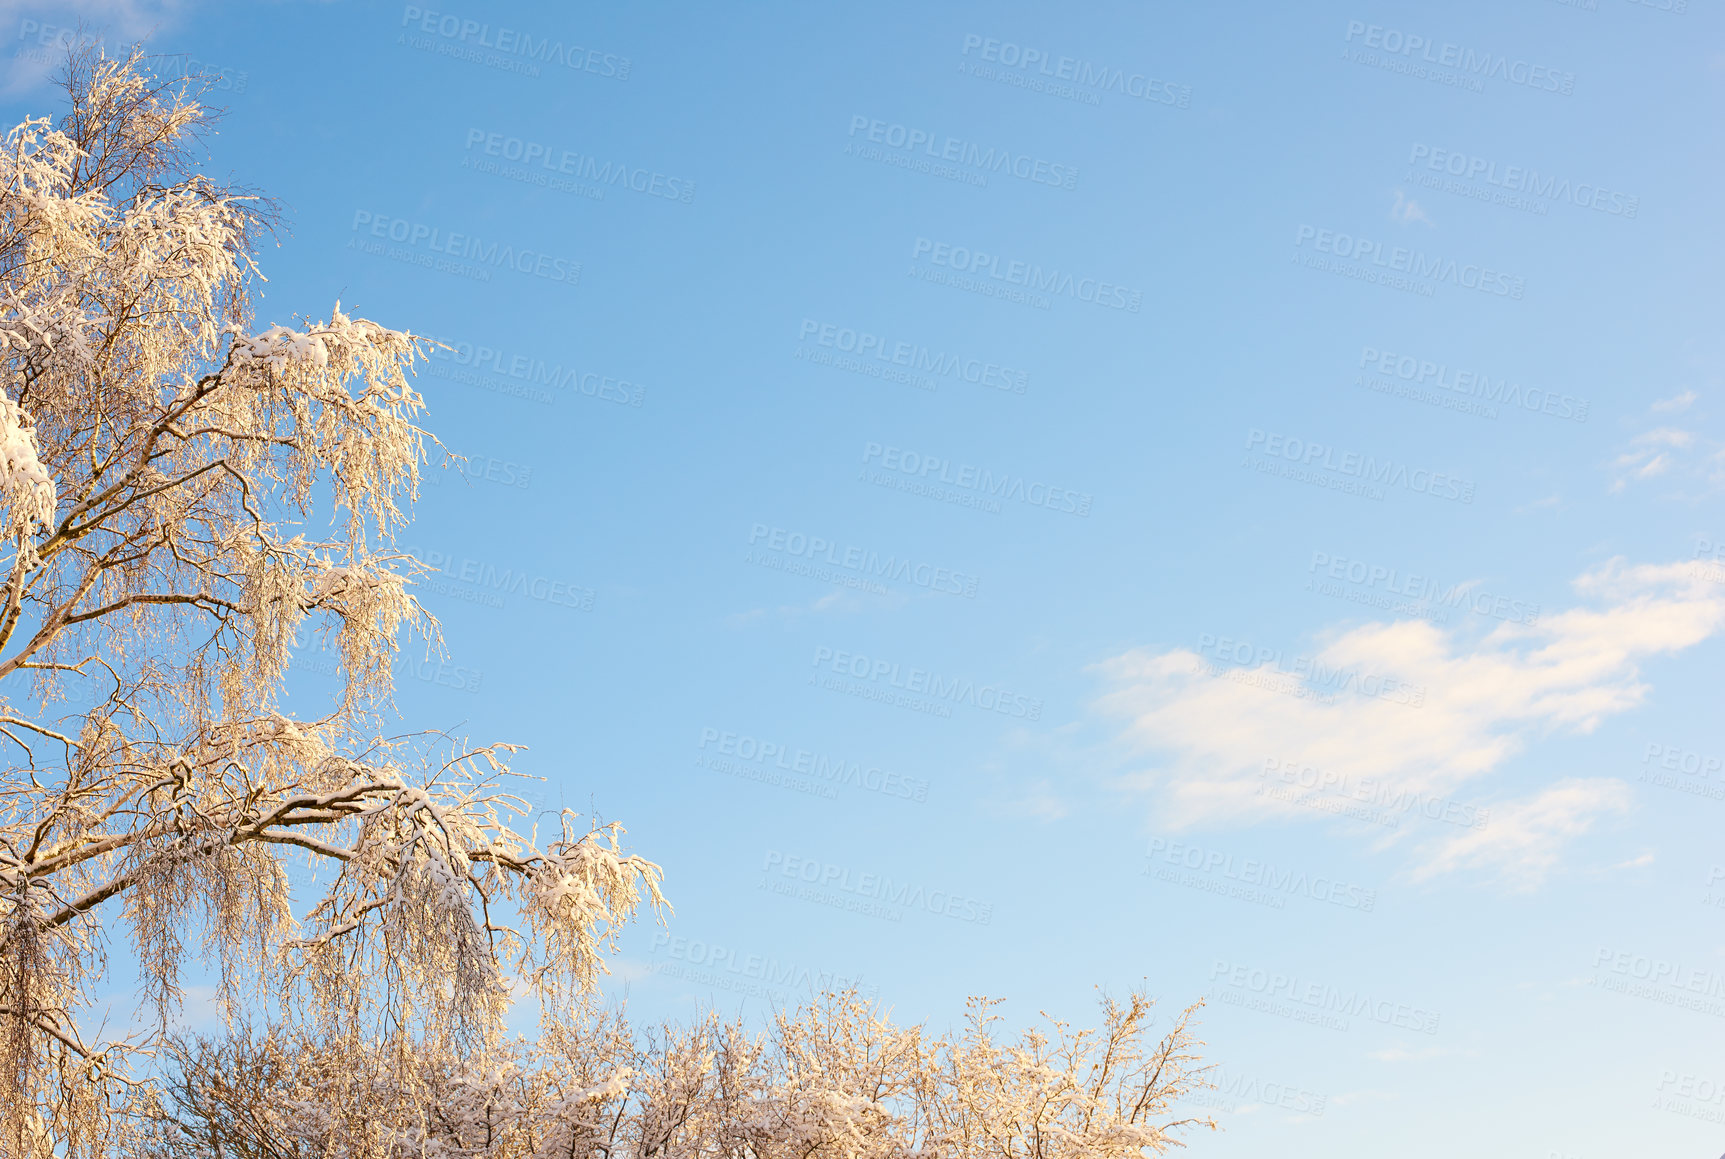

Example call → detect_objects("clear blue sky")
8 1 1725 1154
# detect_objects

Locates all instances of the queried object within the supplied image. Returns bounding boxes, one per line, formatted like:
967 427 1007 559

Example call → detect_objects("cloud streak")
1093 559 1725 887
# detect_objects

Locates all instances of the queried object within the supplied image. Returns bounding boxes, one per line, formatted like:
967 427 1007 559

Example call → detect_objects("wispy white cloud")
1608 427 1698 492
1413 778 1631 885
1609 392 1725 496
1515 493 1563 514
727 588 905 626
1652 390 1699 414
1389 190 1433 227
1093 559 1725 887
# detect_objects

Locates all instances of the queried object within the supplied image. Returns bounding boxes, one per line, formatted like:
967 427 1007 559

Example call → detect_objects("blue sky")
7 1 1725 1154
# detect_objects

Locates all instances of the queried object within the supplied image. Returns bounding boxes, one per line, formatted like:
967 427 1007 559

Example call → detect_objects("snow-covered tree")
0 50 665 1156
0 50 1215 1158
146 989 1214 1159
